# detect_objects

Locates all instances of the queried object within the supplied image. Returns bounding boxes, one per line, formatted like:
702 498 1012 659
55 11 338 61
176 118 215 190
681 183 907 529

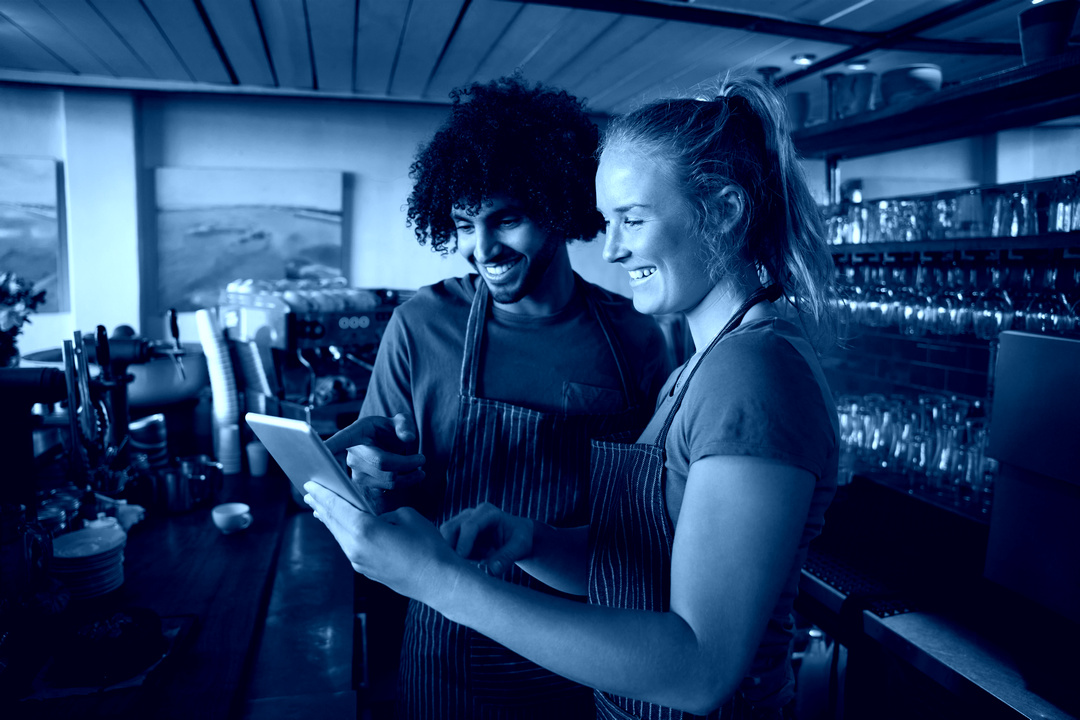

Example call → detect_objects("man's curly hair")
406 75 605 254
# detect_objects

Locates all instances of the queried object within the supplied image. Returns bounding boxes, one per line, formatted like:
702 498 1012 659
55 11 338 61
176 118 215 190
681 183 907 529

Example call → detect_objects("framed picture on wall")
153 167 346 312
0 156 67 312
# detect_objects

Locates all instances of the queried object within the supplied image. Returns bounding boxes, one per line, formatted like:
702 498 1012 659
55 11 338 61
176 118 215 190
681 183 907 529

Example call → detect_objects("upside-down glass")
972 267 1014 340
1023 267 1077 335
1048 176 1076 233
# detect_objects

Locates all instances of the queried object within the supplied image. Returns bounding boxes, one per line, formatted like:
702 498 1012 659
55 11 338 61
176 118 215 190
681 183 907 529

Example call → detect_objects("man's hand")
325 413 425 491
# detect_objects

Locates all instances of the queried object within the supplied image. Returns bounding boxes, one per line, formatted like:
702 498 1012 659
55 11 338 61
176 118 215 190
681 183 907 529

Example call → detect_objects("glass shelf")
829 232 1080 257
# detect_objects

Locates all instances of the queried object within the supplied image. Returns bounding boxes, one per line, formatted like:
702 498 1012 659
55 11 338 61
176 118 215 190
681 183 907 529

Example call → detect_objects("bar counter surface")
10 473 289 720
797 476 1079 720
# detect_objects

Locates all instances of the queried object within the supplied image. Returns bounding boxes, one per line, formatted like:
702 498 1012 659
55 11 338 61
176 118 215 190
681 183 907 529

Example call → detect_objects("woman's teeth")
629 267 656 280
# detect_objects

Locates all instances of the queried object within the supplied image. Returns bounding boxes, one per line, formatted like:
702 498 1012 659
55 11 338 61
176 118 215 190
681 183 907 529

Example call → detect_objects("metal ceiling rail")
777 0 1020 86
509 0 1021 57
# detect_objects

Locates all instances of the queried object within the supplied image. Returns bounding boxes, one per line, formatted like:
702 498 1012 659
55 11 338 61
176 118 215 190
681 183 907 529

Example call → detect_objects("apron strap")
655 284 781 448
459 273 640 410
460 276 488 398
579 275 639 410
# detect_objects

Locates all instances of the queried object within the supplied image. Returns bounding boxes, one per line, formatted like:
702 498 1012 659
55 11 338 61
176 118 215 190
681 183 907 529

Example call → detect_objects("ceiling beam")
778 0 1020 86
506 0 1020 56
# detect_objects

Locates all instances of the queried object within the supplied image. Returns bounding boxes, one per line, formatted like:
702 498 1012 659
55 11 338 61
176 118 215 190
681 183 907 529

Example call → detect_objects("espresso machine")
218 278 410 437
0 317 187 510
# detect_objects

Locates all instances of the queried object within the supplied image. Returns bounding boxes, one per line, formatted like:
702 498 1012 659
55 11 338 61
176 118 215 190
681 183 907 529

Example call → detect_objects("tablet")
245 413 373 513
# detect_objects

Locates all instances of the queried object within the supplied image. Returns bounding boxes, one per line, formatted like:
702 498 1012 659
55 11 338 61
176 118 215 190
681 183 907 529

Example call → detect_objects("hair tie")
718 93 752 117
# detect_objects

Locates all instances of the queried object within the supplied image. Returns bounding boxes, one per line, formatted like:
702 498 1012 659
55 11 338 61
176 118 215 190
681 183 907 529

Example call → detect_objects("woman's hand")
304 481 465 608
441 502 534 577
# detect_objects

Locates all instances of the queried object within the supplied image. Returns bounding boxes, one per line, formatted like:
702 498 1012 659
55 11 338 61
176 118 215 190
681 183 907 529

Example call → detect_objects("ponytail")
601 77 837 350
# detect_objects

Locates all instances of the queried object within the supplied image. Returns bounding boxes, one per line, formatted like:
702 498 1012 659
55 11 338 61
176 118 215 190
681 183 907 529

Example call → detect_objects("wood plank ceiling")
0 0 1044 120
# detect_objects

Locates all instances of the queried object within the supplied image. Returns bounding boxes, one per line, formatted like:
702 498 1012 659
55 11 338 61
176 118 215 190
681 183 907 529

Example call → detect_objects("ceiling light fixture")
756 66 782 84
792 54 817 66
1031 0 1044 4
846 59 870 71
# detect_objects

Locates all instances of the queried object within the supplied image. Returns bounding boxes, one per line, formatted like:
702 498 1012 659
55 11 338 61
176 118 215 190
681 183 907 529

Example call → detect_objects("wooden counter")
9 474 290 720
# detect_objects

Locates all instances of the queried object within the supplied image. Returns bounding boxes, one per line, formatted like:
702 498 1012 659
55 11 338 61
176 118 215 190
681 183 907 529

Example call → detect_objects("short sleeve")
676 326 835 479
359 307 414 419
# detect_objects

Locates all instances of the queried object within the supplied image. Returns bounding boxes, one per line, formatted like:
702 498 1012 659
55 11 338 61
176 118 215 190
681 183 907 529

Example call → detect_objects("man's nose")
472 227 502 264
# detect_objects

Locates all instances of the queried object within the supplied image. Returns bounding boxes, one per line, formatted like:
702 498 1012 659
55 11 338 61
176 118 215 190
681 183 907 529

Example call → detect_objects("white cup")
211 502 252 534
246 440 269 477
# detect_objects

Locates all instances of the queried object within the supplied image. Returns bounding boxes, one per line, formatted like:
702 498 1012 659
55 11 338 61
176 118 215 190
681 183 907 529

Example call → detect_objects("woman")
305 77 839 719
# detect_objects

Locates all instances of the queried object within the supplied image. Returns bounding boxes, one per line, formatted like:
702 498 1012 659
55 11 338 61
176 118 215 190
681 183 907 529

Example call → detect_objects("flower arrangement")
0 271 47 367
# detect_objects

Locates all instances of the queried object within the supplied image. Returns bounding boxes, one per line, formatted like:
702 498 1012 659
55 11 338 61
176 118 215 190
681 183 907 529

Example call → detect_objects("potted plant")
0 272 47 368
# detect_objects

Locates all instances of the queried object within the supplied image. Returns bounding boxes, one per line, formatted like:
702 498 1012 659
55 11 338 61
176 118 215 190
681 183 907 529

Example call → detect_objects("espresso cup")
211 503 252 534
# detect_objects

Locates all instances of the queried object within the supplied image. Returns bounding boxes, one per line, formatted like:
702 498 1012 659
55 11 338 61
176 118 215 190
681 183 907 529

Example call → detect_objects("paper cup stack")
51 519 127 599
129 414 169 470
196 309 242 474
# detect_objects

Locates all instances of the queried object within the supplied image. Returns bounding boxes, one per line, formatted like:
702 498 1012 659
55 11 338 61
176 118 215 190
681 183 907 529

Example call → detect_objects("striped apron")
588 286 790 720
399 278 649 720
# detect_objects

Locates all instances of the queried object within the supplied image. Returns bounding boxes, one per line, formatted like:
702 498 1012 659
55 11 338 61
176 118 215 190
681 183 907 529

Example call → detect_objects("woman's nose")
601 228 628 264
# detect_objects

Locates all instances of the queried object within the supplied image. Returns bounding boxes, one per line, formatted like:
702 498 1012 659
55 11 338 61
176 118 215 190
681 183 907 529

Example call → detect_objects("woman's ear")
713 184 745 234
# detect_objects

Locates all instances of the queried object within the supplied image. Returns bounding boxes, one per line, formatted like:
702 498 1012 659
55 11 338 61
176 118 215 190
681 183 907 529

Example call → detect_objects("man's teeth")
485 260 517 276
629 267 656 280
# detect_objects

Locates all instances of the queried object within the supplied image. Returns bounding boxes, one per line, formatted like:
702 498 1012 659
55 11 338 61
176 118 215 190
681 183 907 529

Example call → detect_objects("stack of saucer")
129 414 168 469
51 519 127 599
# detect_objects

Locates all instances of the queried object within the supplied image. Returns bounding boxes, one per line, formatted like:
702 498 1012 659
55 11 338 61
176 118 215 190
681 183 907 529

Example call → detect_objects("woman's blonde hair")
601 77 837 349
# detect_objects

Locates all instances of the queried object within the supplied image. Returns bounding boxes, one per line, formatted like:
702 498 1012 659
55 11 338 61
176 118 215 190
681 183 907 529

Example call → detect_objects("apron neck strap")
459 274 639 409
461 277 489 397
654 283 781 447
579 276 638 408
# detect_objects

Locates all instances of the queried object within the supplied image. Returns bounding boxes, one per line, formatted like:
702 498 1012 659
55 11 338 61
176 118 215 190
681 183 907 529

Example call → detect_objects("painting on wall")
154 167 346 312
0 156 66 312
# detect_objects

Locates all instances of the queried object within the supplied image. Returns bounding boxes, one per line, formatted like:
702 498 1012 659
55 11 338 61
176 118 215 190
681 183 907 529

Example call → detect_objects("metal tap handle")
167 308 181 349
95 325 112 381
165 308 187 381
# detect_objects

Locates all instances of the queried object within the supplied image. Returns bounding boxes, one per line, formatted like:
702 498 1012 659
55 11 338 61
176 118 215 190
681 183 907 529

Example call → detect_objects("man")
327 76 671 720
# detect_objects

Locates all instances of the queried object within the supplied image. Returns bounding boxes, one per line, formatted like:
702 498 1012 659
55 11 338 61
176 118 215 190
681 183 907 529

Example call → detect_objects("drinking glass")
930 192 959 240
1025 268 1077 335
929 422 965 499
972 267 1014 340
1048 175 1077 233
925 267 956 336
954 189 985 238
898 266 932 337
985 189 1011 237
1008 189 1035 237
904 433 933 493
862 267 894 328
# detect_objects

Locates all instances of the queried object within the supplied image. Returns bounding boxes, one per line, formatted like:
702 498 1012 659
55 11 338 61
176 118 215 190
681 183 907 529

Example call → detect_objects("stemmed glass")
972 267 1014 340
834 264 862 331
1023 268 1077 335
926 267 958 336
1011 267 1037 331
860 267 894 328
898 266 932 337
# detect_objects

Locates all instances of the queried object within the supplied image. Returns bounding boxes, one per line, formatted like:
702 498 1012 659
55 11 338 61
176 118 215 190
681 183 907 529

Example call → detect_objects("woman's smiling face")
596 146 714 316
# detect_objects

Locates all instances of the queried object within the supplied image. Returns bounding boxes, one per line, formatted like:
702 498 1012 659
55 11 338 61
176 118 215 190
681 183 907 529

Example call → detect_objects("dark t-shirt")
360 273 672 518
637 316 839 708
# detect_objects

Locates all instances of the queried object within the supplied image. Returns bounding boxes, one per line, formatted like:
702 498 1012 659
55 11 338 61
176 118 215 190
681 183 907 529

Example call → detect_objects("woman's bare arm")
307 455 814 715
